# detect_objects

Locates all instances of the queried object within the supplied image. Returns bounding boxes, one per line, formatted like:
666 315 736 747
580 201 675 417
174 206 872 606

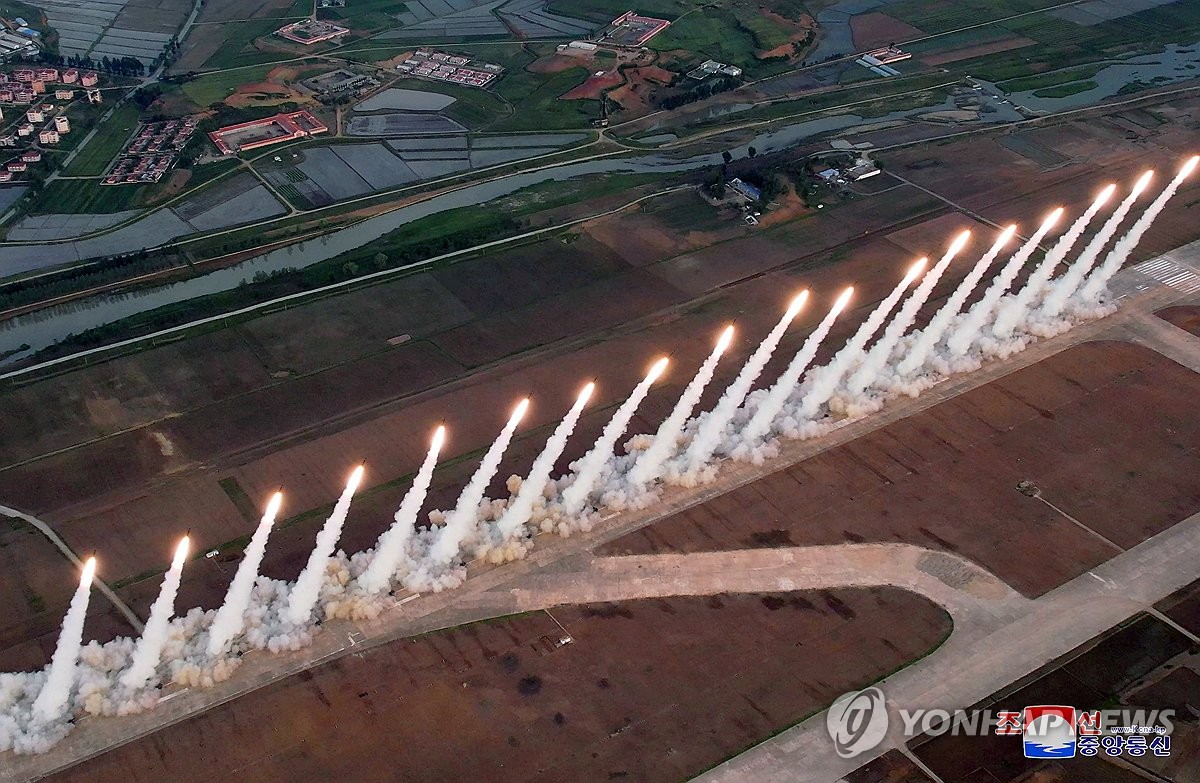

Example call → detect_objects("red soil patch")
561 68 624 100
919 36 1037 66
850 12 924 51
607 64 674 113
756 9 816 60
528 52 585 73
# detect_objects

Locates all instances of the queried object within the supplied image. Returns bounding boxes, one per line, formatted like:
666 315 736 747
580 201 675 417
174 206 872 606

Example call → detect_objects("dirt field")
45 588 951 783
561 68 624 100
918 36 1037 66
598 341 1200 597
850 13 924 51
1157 305 1200 338
607 64 674 114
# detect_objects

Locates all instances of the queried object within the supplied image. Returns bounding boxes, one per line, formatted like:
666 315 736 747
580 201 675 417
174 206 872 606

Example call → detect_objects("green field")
180 64 278 106
27 179 144 214
1033 79 1098 98
194 0 313 70
998 64 1105 93
959 0 1200 81
63 103 142 176
884 0 1063 35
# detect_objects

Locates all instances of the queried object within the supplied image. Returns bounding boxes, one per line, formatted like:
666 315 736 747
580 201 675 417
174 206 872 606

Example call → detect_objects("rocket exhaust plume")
431 400 528 564
798 260 924 418
744 288 852 442
360 427 445 593
31 557 96 723
121 537 189 690
562 357 668 515
285 466 364 625
947 207 1063 356
991 184 1115 338
899 225 1016 375
497 384 595 536
1043 170 1153 316
629 326 734 487
1080 155 1199 301
683 291 807 472
847 230 973 395
207 492 283 656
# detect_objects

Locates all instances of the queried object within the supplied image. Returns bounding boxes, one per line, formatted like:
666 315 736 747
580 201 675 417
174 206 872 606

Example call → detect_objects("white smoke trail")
798 261 925 418
1080 155 1199 301
562 359 668 515
497 384 594 536
359 428 445 593
120 538 189 691
846 231 971 395
991 185 1115 338
898 225 1017 375
31 558 96 723
947 207 1064 356
682 292 808 472
1042 170 1154 317
430 401 528 564
629 326 734 487
743 288 852 442
206 493 282 656
285 467 364 625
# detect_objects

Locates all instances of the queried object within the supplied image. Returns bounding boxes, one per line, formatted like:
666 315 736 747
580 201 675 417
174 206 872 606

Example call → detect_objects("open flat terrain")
42 588 951 783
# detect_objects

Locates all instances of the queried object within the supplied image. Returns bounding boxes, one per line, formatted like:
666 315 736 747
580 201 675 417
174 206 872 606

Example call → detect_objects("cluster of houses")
0 67 99 104
103 116 198 185
397 50 500 88
0 68 101 181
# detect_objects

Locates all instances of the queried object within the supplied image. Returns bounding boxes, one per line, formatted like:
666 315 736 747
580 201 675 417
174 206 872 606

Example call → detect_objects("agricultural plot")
345 113 467 135
5 211 142 242
171 172 288 231
263 132 586 207
32 0 190 63
379 0 593 39
354 88 457 111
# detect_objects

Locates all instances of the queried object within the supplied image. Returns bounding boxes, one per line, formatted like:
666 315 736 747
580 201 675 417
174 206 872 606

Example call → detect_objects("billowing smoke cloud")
947 207 1064 356
630 326 733 487
1041 170 1154 317
562 359 668 515
991 184 1115 338
497 384 594 536
743 288 852 442
285 467 363 625
207 493 282 656
846 231 971 395
798 261 925 418
121 538 190 691
898 225 1016 375
359 428 445 593
1080 155 1199 301
430 401 528 564
682 292 808 472
30 559 95 723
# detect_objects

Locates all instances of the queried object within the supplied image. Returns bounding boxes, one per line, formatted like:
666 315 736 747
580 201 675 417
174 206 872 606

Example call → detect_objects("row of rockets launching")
2 154 1196 754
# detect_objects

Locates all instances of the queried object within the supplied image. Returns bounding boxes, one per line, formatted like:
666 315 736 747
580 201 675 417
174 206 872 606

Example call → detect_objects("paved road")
695 513 1200 783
